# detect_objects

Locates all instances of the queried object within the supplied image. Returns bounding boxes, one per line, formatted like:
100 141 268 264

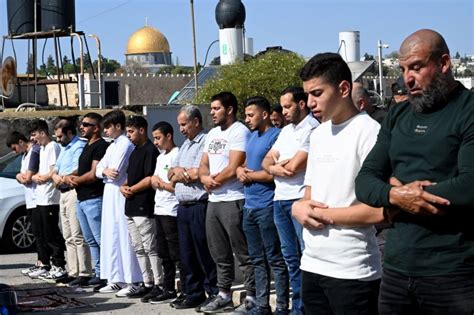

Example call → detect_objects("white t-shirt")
21 145 39 209
204 121 249 202
301 112 381 280
271 114 319 200
36 141 61 206
154 147 180 216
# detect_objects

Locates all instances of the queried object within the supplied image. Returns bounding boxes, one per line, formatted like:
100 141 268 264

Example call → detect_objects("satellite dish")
0 57 17 98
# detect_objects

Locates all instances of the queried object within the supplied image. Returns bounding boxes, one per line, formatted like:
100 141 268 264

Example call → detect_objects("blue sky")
1 0 473 72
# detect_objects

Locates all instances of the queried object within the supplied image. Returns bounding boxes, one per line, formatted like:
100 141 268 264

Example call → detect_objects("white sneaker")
99 283 123 293
116 284 140 297
39 265 67 282
22 264 40 276
28 266 49 279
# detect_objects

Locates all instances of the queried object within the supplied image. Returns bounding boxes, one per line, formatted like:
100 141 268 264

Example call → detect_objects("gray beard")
409 72 450 113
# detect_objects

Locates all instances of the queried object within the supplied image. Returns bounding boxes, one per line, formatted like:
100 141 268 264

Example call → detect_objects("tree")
194 51 306 117
385 51 399 59
363 52 375 61
455 51 461 59
463 69 472 77
26 54 35 75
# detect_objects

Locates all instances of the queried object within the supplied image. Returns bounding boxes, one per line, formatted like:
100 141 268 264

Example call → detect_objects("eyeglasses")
81 122 96 128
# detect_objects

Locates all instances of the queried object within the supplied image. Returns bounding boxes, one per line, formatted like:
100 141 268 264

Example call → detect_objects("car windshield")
0 153 22 179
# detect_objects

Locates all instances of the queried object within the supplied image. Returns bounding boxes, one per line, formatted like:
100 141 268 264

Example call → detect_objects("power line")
77 0 133 25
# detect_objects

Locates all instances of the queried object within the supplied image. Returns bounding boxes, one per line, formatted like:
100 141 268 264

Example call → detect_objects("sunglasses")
81 122 96 128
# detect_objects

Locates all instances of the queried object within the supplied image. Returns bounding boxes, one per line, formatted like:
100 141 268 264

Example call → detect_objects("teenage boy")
95 110 142 294
292 53 383 314
67 113 109 288
120 115 163 299
198 92 256 313
28 119 66 279
7 132 41 274
262 87 319 314
51 119 91 285
238 96 289 315
149 121 185 304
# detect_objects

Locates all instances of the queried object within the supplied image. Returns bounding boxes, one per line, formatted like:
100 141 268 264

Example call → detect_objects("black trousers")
379 268 474 315
302 270 380 315
177 202 218 302
155 215 185 292
32 205 66 268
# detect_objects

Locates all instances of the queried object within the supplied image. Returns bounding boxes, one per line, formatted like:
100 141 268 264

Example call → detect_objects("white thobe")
96 134 142 284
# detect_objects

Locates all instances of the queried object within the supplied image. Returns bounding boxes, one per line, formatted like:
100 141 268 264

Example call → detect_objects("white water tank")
339 31 360 62
219 28 244 65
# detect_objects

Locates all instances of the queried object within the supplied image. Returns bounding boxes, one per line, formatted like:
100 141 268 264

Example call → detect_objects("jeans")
379 268 474 314
243 206 289 310
302 271 379 315
76 197 102 277
273 199 303 313
177 202 218 302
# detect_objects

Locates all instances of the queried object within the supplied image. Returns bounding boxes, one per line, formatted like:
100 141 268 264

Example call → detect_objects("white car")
0 153 35 252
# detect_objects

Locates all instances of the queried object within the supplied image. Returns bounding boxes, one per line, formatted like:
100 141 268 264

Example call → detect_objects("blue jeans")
76 197 102 277
274 199 304 314
243 206 289 310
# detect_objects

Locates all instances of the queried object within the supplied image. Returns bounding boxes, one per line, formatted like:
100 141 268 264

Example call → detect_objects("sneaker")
140 285 163 303
232 298 257 314
56 275 76 284
28 266 49 279
68 276 91 287
93 281 108 292
201 295 234 313
21 263 40 276
39 266 67 282
244 306 272 315
273 308 290 315
88 276 105 286
126 284 152 298
116 284 141 297
174 297 207 310
169 293 186 308
98 282 122 293
195 295 215 313
149 290 177 304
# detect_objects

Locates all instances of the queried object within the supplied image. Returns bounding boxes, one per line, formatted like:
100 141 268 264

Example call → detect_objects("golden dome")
126 25 170 54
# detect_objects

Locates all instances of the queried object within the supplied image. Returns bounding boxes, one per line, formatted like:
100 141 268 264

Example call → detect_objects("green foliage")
194 52 306 116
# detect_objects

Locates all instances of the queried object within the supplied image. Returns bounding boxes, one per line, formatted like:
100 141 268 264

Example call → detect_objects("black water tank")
215 0 246 29
6 0 39 35
41 0 75 32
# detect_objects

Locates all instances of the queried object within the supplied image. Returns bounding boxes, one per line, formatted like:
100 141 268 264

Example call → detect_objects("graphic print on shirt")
208 138 228 155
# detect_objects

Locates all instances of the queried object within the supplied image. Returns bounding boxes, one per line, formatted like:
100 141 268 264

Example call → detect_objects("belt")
179 199 207 206
58 185 73 193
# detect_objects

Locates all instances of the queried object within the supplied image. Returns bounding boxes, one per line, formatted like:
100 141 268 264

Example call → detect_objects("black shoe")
195 295 215 313
127 284 152 298
88 276 105 286
150 290 177 304
93 281 108 293
175 297 207 310
55 275 76 284
169 293 186 308
140 285 163 303
68 276 91 287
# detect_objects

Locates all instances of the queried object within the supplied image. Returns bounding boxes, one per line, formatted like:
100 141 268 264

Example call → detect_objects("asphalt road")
0 252 198 314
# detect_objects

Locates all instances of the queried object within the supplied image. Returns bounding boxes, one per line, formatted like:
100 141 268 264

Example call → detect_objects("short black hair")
280 86 308 105
54 118 77 136
211 91 238 116
103 109 126 129
152 121 174 137
6 131 28 148
299 53 352 89
244 96 271 113
126 115 148 130
83 112 103 125
28 119 49 135
271 104 283 115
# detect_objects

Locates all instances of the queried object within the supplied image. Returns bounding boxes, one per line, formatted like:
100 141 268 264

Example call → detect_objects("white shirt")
301 112 381 280
204 121 249 202
36 141 61 206
271 114 319 200
95 134 134 186
21 145 38 209
154 147 180 216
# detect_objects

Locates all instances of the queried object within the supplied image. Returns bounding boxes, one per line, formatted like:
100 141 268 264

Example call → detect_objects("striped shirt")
172 131 208 203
